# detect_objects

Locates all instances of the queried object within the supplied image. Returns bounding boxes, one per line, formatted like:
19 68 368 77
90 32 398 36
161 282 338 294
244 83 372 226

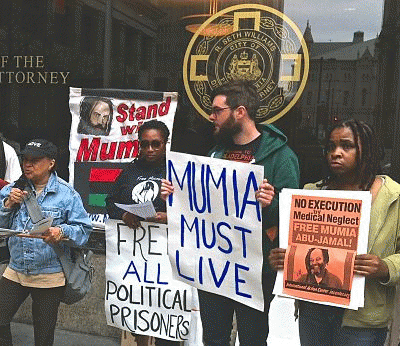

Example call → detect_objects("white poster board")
105 220 193 341
166 151 265 311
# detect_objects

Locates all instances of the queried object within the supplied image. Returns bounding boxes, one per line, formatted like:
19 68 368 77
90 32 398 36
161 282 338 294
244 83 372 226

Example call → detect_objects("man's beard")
311 263 325 277
213 114 241 146
78 119 108 136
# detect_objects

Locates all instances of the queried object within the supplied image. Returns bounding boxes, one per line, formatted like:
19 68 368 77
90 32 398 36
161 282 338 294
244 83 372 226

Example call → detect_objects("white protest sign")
69 88 177 183
105 220 192 341
274 188 371 310
68 88 177 229
166 151 265 311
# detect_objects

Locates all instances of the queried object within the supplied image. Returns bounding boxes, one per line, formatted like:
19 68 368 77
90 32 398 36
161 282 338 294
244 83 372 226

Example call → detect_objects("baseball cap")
21 139 58 159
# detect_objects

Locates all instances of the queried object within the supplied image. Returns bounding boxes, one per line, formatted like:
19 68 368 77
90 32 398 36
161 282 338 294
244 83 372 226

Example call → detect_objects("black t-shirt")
105 158 166 220
222 135 261 163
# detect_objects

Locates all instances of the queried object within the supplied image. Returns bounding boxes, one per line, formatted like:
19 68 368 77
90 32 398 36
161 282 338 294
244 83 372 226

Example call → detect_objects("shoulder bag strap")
23 185 45 224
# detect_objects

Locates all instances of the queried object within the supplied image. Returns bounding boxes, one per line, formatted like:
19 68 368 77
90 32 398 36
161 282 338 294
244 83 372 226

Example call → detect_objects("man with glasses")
77 97 113 136
201 80 300 345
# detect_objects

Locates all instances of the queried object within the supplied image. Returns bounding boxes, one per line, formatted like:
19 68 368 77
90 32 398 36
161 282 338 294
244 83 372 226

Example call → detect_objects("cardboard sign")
166 151 265 311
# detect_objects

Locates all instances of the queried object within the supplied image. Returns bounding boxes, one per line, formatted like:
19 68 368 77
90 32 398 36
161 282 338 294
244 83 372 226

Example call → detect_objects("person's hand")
161 179 174 201
4 188 28 208
43 227 64 244
146 212 167 224
354 254 389 281
122 211 142 229
255 179 275 208
269 248 286 271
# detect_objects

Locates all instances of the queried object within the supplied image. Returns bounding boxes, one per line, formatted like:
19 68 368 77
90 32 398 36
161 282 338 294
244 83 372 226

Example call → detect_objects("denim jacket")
0 173 92 275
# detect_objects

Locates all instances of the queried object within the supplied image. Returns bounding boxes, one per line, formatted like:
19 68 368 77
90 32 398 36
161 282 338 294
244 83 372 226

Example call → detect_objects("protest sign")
274 189 371 309
68 88 177 228
166 151 265 311
105 220 193 341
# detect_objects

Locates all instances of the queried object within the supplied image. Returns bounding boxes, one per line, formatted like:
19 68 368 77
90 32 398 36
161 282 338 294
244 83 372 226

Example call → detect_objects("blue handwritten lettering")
175 250 194 282
240 171 261 221
235 263 251 298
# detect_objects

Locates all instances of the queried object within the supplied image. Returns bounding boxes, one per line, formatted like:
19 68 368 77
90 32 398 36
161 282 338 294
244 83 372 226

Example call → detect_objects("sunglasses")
140 140 164 149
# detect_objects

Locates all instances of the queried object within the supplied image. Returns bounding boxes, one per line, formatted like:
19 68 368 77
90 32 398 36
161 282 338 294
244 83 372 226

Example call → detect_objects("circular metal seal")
183 4 309 124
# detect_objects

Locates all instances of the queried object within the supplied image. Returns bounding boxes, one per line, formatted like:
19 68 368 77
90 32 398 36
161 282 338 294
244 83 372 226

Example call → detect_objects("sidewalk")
11 322 120 346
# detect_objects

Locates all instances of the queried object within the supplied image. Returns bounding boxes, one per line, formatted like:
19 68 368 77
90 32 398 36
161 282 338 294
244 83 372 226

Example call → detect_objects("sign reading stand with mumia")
68 88 177 228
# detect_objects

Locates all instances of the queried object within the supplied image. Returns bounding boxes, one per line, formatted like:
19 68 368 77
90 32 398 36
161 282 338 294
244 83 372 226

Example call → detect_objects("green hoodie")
209 124 300 273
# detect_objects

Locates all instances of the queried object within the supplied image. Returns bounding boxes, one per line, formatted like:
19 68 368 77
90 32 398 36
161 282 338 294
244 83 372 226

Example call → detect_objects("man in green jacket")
199 80 300 346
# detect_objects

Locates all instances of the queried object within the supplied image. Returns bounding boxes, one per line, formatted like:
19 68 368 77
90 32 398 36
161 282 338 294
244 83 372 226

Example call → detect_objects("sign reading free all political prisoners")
105 220 192 341
166 151 265 311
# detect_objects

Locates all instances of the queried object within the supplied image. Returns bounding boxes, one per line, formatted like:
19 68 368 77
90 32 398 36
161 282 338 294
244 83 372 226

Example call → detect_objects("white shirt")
3 141 22 182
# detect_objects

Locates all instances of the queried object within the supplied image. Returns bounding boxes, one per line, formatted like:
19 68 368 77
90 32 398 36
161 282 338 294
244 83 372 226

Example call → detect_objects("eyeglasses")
211 106 232 116
140 140 164 149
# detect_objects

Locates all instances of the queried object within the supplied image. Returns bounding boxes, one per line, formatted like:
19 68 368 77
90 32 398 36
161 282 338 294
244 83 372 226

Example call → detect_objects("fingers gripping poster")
275 189 371 309
105 220 193 341
166 151 265 311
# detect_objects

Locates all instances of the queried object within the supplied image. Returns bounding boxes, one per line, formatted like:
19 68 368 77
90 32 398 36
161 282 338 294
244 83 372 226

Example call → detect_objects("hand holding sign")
354 254 389 281
160 179 174 201
269 248 286 271
255 179 275 208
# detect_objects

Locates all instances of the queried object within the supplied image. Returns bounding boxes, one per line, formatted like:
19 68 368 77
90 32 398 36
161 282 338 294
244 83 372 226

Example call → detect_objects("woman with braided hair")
269 119 400 345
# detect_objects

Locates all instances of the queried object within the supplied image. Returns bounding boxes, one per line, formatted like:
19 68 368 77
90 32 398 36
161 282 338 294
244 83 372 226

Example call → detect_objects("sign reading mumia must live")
183 4 309 124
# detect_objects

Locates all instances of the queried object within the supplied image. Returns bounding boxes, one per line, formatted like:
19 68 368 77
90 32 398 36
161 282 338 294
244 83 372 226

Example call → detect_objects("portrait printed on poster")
284 245 355 305
77 97 113 136
277 189 371 309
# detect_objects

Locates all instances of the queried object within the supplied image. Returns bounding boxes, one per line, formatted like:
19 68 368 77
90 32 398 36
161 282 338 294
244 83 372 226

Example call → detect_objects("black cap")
21 139 58 159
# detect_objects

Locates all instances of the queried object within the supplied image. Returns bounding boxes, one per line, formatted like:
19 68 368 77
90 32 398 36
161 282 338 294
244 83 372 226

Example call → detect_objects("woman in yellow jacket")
269 119 400 346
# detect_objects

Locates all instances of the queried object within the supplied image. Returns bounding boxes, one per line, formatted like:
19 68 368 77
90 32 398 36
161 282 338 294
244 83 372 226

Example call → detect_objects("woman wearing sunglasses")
106 119 178 346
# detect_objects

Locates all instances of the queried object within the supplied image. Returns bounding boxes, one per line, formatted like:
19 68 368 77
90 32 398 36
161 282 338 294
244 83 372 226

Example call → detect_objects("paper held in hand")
115 201 157 219
0 228 24 237
30 217 54 235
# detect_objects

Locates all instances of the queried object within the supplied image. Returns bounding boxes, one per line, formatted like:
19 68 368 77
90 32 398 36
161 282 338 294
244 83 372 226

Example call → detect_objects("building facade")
298 22 378 139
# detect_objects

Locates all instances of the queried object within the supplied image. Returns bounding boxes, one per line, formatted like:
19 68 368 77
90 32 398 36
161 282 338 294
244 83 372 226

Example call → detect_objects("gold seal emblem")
183 4 309 124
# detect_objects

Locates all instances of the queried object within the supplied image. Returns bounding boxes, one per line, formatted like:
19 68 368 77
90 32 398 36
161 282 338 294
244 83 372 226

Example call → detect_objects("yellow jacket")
304 175 400 328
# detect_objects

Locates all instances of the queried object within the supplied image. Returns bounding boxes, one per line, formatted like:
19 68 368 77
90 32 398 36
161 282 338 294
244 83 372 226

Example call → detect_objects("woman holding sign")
106 120 178 346
269 119 400 346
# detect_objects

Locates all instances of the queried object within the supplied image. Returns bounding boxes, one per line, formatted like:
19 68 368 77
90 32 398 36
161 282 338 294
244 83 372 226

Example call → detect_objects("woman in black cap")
0 139 92 346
